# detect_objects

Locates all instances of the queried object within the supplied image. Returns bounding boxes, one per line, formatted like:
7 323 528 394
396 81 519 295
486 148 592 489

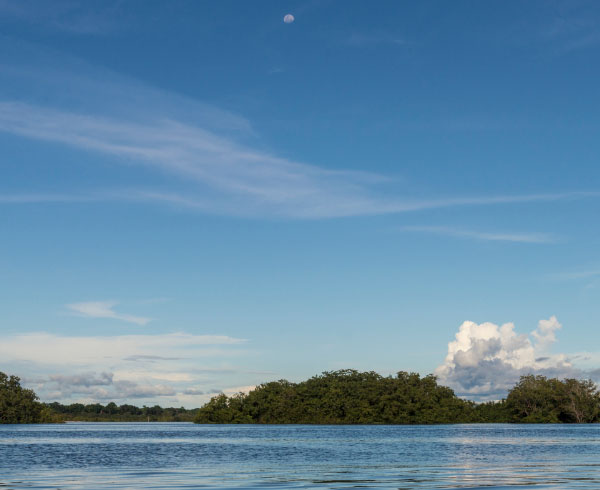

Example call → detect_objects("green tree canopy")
196 370 600 425
506 375 600 423
195 369 476 424
0 371 51 423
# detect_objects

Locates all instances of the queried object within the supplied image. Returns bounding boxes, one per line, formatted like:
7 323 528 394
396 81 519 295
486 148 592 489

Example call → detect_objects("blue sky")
1 0 599 406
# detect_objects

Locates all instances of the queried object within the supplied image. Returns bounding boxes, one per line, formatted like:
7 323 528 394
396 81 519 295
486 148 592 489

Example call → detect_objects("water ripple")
2 424 600 489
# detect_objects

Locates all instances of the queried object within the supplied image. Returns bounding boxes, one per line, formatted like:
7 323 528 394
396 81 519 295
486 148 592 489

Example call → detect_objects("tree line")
0 372 197 423
46 402 199 422
194 370 600 424
2 369 600 424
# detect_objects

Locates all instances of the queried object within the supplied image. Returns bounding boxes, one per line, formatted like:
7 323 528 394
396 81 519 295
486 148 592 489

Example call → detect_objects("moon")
283 14 294 24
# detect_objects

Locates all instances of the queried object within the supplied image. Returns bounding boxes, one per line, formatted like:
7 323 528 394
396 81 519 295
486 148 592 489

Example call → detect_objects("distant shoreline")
3 369 599 425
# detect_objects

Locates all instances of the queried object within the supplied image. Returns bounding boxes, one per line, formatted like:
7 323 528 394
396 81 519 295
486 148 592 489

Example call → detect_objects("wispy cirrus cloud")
0 192 100 204
504 3 600 57
0 44 598 219
67 301 151 326
0 0 121 35
0 332 247 367
0 100 395 218
399 225 557 243
538 8 600 55
552 267 600 280
123 354 185 362
1 186 597 218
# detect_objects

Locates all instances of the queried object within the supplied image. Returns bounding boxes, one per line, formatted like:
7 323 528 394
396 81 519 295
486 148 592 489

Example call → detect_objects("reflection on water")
1 423 600 489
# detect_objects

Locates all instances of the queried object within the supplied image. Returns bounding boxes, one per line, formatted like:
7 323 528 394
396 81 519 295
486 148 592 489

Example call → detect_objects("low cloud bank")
435 316 579 399
2 331 250 407
44 372 176 400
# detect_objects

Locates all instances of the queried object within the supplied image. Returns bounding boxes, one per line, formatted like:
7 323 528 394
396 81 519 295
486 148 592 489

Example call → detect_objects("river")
2 423 600 488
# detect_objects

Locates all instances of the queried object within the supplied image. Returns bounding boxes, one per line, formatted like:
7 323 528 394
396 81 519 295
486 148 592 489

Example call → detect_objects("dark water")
2 423 600 489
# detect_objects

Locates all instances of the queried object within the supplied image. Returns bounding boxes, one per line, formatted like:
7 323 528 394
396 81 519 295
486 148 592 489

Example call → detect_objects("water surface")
1 423 600 489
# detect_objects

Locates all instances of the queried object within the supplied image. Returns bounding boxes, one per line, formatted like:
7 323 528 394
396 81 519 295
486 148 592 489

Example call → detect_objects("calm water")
2 423 600 489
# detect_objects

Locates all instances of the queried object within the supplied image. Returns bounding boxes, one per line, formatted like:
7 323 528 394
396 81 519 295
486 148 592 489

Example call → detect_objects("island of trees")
193 370 600 424
2 369 599 424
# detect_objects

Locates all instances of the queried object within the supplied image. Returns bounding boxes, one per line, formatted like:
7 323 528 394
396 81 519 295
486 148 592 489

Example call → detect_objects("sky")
1 0 600 407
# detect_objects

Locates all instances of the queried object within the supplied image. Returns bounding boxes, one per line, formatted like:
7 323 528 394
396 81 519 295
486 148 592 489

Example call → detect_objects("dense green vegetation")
46 402 199 422
194 370 476 424
0 372 54 423
3 369 600 424
194 370 600 425
504 375 600 423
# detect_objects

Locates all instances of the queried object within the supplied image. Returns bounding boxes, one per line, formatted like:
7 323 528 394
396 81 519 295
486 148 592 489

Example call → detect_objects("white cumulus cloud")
435 316 578 399
531 315 562 350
